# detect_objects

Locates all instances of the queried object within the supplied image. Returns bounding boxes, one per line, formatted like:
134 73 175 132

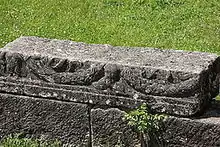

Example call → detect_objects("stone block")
160 101 220 147
90 104 220 147
0 93 89 146
1 36 219 116
91 108 139 147
161 117 220 147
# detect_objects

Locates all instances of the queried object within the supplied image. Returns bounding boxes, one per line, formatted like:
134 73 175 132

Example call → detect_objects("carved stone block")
1 36 219 116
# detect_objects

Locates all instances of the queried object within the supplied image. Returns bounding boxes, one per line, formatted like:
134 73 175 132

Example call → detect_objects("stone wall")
0 93 138 146
0 36 219 146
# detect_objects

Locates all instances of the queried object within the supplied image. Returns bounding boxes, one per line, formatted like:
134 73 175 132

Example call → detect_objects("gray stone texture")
0 93 89 146
0 77 144 109
0 36 220 146
90 105 220 147
0 36 219 116
91 108 139 147
161 116 220 147
159 101 220 147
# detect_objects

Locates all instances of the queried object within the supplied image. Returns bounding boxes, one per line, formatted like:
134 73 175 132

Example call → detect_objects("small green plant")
124 104 166 147
0 134 61 147
216 95 220 101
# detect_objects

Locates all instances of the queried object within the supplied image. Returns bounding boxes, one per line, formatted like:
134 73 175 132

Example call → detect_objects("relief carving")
0 51 201 100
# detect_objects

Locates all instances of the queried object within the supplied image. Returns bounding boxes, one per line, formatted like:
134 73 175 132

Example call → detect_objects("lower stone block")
161 117 220 147
91 108 139 147
0 93 89 146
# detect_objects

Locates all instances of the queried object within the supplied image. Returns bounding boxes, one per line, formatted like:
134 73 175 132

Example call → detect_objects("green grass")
0 0 219 54
0 134 61 147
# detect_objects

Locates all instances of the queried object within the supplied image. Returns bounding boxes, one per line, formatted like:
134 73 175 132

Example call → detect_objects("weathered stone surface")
161 116 220 147
0 93 89 146
0 77 144 109
0 36 219 116
90 106 220 147
90 102 220 147
91 108 139 147
160 101 220 147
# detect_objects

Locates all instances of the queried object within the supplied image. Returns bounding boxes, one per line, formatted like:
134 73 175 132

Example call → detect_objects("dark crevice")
52 59 69 72
0 107 4 115
89 64 106 84
88 104 93 147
